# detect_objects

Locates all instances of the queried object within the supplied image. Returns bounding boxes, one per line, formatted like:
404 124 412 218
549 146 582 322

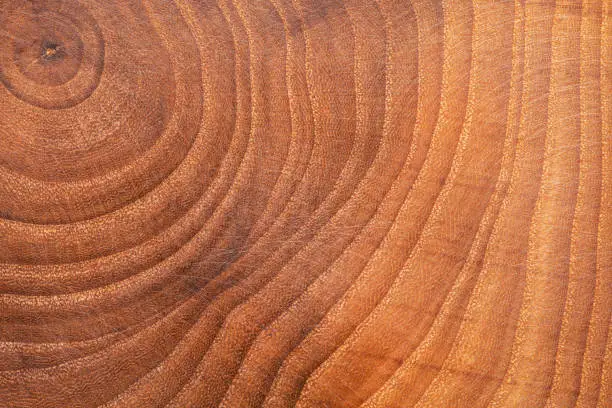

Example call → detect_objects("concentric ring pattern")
0 0 610 407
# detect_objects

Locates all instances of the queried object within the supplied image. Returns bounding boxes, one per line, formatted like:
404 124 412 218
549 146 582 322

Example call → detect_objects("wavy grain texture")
0 0 610 407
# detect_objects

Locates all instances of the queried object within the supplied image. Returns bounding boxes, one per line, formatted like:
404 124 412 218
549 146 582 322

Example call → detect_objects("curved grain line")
486 2 582 405
411 2 552 405
0 0 606 406
544 1 603 405
361 1 526 405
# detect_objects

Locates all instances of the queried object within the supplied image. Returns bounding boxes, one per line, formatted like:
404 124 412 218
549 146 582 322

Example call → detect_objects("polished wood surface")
0 0 610 407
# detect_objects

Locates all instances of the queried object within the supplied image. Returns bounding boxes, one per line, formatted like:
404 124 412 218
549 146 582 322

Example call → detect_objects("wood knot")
41 41 63 61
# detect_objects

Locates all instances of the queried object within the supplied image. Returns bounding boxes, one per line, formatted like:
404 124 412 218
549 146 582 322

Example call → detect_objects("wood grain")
0 0 610 407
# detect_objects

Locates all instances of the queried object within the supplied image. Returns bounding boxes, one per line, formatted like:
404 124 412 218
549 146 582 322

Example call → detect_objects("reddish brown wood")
0 0 610 407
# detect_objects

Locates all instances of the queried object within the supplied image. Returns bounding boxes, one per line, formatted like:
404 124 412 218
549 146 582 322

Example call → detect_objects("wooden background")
0 0 610 406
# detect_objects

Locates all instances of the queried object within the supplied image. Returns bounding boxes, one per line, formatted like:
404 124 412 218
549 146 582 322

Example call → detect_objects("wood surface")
0 0 610 407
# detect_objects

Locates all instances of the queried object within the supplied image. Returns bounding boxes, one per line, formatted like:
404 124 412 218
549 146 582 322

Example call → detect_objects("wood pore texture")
0 0 610 407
